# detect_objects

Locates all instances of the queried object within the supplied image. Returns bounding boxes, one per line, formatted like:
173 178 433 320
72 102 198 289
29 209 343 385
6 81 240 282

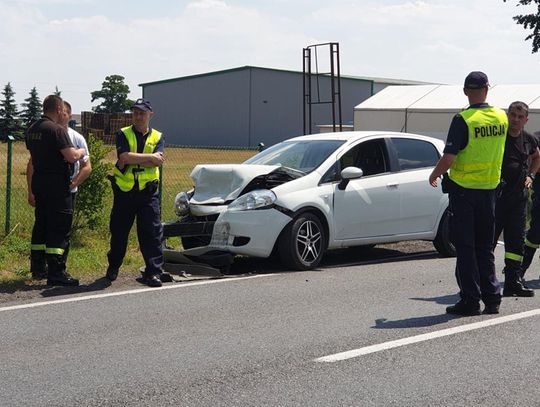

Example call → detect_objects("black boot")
446 300 481 316
520 246 536 279
46 255 79 287
503 268 534 297
30 251 48 280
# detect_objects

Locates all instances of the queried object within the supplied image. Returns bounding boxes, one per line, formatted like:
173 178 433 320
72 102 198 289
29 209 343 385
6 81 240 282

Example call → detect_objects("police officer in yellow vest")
429 71 508 316
106 98 165 287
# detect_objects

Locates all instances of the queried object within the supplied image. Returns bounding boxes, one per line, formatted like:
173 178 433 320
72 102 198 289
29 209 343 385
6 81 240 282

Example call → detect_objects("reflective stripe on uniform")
525 238 540 249
505 252 523 262
45 247 65 255
31 244 46 251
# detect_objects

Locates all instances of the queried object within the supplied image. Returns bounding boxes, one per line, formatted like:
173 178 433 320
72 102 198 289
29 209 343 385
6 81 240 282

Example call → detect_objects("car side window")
391 138 440 171
320 139 390 184
341 139 388 177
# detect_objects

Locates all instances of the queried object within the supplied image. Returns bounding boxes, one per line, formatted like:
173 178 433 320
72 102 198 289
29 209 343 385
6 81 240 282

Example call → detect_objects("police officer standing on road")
429 71 508 316
26 95 86 286
494 101 540 297
105 98 165 287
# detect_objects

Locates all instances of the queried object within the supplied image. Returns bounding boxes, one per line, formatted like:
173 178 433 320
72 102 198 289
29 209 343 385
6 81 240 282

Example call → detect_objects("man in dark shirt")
26 95 86 285
105 98 166 287
494 101 540 297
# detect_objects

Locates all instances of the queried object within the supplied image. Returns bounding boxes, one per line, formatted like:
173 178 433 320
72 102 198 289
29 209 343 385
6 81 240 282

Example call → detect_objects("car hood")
190 164 280 204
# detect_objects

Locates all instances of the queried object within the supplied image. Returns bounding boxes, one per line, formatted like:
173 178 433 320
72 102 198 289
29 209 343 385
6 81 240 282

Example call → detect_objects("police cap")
132 98 153 112
464 71 489 89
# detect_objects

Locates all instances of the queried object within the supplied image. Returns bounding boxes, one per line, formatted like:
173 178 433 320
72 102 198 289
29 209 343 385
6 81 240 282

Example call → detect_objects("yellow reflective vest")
449 106 508 189
113 126 162 192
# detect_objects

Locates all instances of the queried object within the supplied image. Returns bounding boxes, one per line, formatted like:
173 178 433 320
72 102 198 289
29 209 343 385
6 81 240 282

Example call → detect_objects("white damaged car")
163 131 454 271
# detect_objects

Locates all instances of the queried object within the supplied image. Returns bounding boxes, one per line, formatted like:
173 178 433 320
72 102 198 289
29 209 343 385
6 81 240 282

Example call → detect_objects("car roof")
287 131 441 144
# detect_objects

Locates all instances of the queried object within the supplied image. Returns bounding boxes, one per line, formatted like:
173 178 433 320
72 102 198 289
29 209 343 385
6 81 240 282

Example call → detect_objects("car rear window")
391 138 440 170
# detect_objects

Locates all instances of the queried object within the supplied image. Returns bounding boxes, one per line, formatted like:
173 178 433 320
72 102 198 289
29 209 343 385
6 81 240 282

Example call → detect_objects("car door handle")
386 183 399 188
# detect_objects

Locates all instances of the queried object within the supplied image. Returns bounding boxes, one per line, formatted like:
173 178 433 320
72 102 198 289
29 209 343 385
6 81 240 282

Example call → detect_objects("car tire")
433 208 456 257
278 212 326 270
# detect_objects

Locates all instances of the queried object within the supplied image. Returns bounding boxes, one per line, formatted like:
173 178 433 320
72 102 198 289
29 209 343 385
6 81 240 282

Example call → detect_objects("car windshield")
244 140 345 173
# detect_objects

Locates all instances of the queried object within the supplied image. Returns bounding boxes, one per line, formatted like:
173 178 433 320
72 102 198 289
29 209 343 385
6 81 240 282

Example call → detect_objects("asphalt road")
1 244 540 406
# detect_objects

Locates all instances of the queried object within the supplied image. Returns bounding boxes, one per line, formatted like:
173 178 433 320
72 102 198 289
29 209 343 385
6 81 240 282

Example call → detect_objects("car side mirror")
338 167 363 190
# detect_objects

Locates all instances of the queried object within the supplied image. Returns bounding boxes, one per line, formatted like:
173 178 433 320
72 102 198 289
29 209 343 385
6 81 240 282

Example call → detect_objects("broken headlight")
228 189 276 212
174 191 190 216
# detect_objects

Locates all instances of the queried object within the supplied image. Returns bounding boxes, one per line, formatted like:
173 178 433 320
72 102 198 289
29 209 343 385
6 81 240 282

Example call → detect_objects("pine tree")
0 82 22 140
20 87 42 127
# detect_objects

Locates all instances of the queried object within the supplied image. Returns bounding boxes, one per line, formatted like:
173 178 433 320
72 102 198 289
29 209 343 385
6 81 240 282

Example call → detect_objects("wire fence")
0 138 259 279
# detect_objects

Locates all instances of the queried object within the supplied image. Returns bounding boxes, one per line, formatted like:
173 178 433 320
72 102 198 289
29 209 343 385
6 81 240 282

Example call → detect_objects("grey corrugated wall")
142 67 372 147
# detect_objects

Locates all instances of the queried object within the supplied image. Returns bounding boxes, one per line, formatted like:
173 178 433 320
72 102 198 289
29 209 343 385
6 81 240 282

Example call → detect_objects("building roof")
355 84 540 112
138 65 429 87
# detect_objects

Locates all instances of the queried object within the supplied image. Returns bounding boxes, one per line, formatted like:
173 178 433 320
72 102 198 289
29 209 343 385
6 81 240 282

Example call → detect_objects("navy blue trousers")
494 187 527 272
449 187 501 306
31 173 73 259
107 187 164 276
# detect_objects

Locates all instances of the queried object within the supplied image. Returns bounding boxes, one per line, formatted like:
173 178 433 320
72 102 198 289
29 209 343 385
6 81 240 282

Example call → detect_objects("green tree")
20 87 42 127
72 134 113 232
0 82 22 140
91 74 133 113
503 0 540 52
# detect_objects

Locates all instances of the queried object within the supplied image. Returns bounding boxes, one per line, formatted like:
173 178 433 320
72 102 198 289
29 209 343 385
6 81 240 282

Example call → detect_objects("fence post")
4 135 14 236
159 164 163 211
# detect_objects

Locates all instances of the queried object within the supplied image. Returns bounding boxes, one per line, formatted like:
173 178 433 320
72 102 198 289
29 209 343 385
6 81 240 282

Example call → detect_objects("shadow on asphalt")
372 313 457 329
40 277 112 298
523 279 540 289
0 277 112 298
230 244 441 275
410 293 459 305
0 281 50 295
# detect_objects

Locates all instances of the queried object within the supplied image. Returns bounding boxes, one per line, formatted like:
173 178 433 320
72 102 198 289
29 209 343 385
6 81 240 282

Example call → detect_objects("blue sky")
1 0 538 113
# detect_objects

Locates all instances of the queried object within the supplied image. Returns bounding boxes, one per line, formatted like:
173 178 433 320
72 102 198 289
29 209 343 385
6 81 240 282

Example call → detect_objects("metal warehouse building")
140 66 427 147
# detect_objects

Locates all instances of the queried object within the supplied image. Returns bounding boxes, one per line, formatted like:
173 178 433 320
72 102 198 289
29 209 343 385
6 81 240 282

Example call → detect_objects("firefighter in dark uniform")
26 95 87 286
105 98 165 287
494 101 540 297
520 131 540 280
429 71 507 316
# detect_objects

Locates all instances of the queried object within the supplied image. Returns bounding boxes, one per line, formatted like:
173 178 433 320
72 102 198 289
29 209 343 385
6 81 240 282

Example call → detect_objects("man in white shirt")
61 101 91 194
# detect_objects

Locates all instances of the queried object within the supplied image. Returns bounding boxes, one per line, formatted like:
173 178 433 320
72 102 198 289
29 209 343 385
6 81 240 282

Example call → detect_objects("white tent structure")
354 84 540 140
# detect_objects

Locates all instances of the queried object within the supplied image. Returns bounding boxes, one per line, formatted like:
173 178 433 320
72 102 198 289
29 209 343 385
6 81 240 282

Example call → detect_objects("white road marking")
315 308 540 363
0 274 275 313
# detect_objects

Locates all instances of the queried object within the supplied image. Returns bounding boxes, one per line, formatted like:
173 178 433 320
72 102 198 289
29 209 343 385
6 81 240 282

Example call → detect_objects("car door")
333 138 400 240
389 137 445 234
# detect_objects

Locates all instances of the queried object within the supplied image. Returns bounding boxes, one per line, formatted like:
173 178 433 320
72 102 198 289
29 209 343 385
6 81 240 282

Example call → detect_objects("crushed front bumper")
162 219 215 239
162 207 292 259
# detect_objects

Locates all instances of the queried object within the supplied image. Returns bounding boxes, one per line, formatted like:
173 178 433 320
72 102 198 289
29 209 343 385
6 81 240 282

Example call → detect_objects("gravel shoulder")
0 240 437 306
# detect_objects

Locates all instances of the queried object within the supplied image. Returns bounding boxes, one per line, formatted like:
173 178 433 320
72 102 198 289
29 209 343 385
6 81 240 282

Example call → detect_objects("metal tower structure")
302 42 342 135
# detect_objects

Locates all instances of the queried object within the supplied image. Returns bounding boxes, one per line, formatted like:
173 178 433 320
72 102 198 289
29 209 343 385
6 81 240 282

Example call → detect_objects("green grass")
0 141 257 285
